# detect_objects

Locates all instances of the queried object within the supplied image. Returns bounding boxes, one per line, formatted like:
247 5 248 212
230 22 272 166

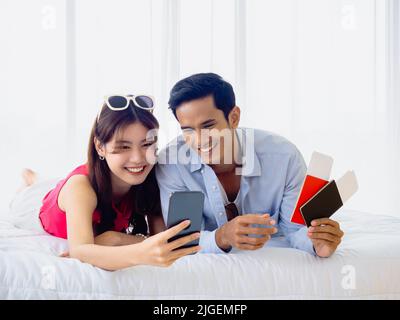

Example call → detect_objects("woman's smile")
124 165 147 175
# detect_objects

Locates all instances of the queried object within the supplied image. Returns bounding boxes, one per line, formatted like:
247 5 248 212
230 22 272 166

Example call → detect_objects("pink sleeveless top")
39 164 133 239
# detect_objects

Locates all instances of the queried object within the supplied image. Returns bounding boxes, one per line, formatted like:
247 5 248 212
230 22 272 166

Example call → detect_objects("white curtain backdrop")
0 0 399 217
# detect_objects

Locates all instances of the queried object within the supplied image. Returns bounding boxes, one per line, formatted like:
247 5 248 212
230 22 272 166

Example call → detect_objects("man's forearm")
94 231 145 246
118 233 146 245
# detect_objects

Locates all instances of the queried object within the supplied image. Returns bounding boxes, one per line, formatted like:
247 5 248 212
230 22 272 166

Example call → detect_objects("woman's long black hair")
87 102 161 236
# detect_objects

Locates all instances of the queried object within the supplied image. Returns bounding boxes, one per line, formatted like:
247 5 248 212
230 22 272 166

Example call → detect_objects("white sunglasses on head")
97 94 155 122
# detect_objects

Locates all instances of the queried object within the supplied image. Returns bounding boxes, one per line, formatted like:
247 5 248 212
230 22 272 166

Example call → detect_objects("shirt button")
201 169 204 173
219 212 224 216
212 185 217 191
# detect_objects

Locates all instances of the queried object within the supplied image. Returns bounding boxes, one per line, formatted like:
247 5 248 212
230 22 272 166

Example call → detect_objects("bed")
1 179 399 299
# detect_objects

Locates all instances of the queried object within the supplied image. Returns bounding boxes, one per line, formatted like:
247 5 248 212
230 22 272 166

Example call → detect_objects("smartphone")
167 191 205 249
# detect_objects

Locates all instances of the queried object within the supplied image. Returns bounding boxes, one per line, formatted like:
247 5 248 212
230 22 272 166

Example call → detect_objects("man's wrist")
215 226 231 251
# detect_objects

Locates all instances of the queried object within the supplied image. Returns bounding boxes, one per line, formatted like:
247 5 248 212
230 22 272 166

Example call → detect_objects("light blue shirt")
156 128 315 255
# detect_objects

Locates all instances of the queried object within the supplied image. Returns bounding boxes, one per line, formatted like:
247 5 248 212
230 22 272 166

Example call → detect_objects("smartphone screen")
167 191 205 249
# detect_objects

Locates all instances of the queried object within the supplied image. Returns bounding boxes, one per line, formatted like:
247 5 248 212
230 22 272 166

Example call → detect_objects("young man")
156 73 344 257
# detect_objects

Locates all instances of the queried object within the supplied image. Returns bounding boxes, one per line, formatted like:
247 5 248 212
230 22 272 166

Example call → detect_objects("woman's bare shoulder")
59 174 97 211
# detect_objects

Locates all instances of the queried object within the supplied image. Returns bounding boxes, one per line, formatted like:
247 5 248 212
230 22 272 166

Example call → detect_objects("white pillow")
6 178 60 233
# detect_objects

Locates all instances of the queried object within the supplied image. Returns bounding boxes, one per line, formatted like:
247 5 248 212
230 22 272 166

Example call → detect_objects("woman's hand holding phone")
138 220 201 267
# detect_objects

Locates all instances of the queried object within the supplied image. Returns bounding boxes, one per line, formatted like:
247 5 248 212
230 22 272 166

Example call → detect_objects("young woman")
26 95 200 271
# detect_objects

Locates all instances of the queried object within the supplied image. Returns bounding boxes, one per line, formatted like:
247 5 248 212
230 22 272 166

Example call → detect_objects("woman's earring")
99 155 105 161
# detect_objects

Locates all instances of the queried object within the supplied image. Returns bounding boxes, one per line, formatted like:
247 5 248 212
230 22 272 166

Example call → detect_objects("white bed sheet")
0 180 399 299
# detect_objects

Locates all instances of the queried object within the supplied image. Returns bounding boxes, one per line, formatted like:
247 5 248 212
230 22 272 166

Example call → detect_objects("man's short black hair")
168 73 236 120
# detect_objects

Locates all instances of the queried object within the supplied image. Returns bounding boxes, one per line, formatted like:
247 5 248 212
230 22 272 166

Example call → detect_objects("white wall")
0 0 69 211
0 0 399 217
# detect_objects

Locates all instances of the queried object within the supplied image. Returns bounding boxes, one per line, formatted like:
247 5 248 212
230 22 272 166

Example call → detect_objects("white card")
336 170 358 203
308 151 334 180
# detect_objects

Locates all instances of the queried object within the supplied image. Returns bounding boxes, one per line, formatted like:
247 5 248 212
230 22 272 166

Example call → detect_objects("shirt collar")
236 128 261 177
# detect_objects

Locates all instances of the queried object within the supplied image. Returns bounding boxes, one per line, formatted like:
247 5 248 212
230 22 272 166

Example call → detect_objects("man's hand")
215 214 278 251
307 218 344 258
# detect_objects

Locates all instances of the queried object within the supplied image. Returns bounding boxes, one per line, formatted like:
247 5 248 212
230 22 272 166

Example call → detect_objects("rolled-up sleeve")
278 148 316 255
199 230 228 254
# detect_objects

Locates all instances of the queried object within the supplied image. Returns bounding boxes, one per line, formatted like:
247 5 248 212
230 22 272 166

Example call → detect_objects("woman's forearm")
69 243 143 271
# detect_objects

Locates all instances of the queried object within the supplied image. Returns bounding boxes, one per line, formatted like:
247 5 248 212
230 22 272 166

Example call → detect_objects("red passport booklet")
300 170 358 227
290 152 333 225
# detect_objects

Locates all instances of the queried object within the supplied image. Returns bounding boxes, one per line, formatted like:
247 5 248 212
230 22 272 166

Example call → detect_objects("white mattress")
1 180 400 299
